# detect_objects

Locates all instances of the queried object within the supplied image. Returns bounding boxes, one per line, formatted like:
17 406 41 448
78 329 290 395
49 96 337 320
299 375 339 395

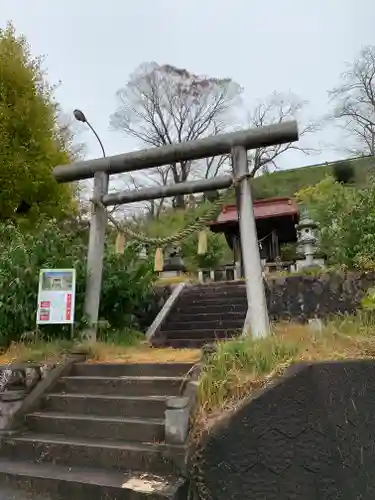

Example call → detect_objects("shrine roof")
209 197 299 226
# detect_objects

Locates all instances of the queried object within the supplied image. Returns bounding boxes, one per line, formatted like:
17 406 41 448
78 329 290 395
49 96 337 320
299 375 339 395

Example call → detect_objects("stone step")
162 319 244 332
44 393 168 419
162 338 233 349
56 376 185 397
167 311 245 322
175 298 247 310
173 303 247 315
178 294 246 306
190 280 245 287
181 290 246 301
71 363 194 378
0 458 187 500
3 434 185 476
160 329 241 340
26 412 165 442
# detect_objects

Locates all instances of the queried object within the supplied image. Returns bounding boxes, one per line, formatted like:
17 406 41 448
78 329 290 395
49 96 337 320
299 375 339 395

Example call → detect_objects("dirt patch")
85 343 201 364
0 341 201 366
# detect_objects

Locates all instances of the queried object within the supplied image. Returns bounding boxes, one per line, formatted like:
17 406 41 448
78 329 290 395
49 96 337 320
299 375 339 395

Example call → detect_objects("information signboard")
36 269 76 325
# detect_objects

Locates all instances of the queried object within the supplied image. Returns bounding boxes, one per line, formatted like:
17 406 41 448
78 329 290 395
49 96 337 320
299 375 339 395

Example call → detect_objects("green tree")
0 22 76 220
138 202 231 271
296 176 375 268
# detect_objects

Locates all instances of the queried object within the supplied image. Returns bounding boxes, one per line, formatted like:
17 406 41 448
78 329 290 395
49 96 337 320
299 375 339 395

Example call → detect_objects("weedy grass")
196 315 375 430
0 339 74 364
0 327 201 365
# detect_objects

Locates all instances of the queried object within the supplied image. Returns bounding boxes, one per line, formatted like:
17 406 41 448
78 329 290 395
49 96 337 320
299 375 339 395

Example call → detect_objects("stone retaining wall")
265 271 375 321
144 272 375 330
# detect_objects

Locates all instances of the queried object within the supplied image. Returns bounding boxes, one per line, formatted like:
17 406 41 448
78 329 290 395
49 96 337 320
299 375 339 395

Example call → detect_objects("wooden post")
84 171 109 341
232 146 270 338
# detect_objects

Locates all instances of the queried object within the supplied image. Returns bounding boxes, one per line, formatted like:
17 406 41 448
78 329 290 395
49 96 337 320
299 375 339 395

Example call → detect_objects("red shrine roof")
210 197 299 226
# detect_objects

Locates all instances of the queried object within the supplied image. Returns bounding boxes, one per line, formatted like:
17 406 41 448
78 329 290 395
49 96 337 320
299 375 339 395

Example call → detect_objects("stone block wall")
144 272 375 330
265 271 375 321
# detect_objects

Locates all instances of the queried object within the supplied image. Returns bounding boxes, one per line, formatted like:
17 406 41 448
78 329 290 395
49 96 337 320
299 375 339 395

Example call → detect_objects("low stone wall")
190 360 375 499
0 363 53 432
265 271 375 321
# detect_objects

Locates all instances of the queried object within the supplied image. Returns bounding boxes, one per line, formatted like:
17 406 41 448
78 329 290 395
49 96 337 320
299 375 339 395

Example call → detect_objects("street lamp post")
73 109 106 158
73 109 108 341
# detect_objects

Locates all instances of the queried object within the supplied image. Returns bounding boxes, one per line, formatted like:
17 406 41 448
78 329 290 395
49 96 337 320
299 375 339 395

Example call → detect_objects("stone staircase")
0 362 194 499
156 281 247 348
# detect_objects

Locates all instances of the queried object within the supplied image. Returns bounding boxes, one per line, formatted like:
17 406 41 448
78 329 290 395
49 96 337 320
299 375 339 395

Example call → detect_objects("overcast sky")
2 0 375 172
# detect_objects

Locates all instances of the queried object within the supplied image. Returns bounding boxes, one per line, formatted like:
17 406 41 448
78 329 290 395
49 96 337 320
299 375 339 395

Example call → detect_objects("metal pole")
84 171 108 341
86 121 106 159
231 146 270 338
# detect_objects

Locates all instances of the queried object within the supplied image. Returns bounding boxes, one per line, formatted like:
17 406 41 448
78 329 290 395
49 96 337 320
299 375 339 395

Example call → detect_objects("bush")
296 176 357 264
279 242 300 261
297 176 375 269
0 220 155 345
332 161 356 184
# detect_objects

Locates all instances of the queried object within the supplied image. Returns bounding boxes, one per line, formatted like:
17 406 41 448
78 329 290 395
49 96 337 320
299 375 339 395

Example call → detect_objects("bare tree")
246 91 318 177
110 62 242 209
329 45 375 156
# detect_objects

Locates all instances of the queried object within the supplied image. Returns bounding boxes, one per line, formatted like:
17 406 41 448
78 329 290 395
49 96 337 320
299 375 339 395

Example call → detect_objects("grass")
0 339 74 365
252 155 375 199
83 342 200 364
196 315 375 431
0 327 201 365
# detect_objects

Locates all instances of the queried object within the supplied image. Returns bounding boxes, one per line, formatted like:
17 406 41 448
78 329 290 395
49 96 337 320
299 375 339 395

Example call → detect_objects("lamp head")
73 109 87 123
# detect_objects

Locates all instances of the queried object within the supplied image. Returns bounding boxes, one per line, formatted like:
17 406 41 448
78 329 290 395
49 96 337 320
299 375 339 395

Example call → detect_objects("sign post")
37 269 76 326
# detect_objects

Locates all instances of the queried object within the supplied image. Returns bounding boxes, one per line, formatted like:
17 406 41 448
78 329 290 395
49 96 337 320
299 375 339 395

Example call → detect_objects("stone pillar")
233 234 243 279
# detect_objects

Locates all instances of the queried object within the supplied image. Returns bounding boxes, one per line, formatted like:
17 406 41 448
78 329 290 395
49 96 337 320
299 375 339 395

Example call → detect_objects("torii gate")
53 121 299 340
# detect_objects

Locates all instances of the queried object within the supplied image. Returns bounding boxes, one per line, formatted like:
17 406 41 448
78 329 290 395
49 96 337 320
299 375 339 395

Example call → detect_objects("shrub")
332 161 356 184
296 176 357 265
0 220 155 345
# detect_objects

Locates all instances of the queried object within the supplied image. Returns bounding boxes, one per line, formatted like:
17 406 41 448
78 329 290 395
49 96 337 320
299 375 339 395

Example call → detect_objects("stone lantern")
295 207 320 269
160 246 186 279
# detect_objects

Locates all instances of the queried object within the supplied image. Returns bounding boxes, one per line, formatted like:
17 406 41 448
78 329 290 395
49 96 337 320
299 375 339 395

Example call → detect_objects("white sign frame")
36 269 76 325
